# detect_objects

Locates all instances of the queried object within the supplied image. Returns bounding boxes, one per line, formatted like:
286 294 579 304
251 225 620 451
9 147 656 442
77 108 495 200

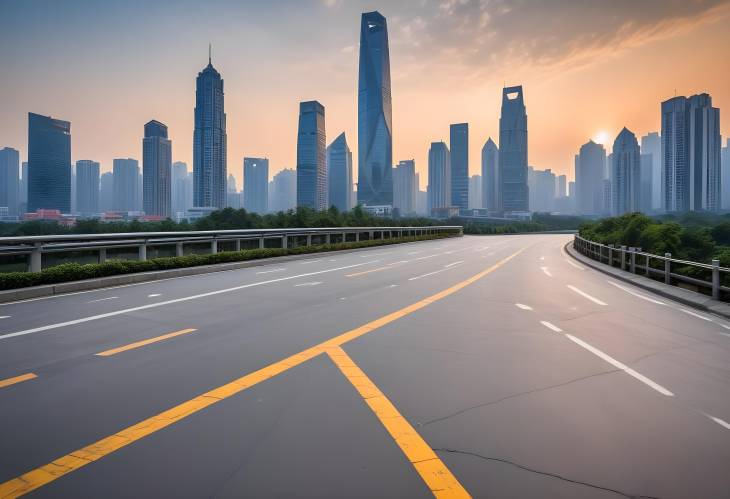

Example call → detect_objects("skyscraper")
27 112 71 213
193 51 227 209
662 93 721 212
296 101 326 210
557 175 567 198
393 159 417 215
99 172 114 212
142 120 172 217
640 132 661 211
639 154 654 213
326 133 353 212
450 123 469 210
113 158 139 212
498 86 528 213
19 162 28 213
611 128 641 215
575 140 606 216
270 168 297 212
722 139 730 211
468 175 482 210
0 147 20 216
428 141 450 215
243 157 269 213
172 161 190 216
75 160 100 215
481 138 499 212
528 167 556 213
357 11 393 207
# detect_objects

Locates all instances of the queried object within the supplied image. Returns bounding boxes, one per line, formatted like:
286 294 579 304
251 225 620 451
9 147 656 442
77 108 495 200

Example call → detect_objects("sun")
593 130 611 145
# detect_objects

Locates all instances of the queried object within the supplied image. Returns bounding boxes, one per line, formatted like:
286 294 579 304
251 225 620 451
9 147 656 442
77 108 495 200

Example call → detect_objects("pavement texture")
0 234 728 498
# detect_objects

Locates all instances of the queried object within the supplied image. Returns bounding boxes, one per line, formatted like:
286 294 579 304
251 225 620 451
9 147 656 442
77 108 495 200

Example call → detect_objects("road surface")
0 234 728 498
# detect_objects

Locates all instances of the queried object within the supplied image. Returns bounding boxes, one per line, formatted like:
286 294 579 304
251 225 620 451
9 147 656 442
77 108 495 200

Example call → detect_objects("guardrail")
0 226 462 273
573 234 729 301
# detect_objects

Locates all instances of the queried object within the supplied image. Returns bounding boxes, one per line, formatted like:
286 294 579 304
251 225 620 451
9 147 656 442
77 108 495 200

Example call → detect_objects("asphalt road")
0 234 729 498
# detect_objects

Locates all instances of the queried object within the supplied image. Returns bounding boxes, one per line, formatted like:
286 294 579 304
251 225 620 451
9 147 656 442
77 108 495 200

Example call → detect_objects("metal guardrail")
573 234 729 301
0 226 463 273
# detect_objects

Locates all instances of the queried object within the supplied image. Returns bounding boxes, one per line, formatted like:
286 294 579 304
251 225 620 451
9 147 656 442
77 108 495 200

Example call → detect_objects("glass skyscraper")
326 132 352 212
498 86 529 214
142 120 172 217
357 11 393 207
193 53 227 209
450 123 469 210
27 112 71 213
296 101 326 210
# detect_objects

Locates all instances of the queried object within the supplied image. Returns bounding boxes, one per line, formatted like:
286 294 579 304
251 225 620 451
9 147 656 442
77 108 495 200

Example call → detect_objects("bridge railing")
0 226 463 273
573 234 730 301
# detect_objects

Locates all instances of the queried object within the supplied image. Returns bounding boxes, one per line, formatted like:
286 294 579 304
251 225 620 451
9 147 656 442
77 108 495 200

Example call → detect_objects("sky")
1 0 729 190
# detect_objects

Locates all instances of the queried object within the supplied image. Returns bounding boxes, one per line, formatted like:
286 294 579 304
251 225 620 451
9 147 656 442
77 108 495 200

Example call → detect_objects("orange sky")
1 0 729 190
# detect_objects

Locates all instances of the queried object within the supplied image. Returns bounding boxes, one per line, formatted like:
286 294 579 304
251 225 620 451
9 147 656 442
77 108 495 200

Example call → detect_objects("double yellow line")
0 248 526 498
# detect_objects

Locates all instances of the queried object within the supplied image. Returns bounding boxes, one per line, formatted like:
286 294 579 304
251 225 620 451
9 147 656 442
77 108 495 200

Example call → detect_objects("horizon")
1 0 729 190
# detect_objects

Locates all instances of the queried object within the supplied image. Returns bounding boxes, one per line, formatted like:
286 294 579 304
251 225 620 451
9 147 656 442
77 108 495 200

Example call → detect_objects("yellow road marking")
95 328 198 357
326 346 470 498
345 261 404 277
0 373 37 389
0 248 525 498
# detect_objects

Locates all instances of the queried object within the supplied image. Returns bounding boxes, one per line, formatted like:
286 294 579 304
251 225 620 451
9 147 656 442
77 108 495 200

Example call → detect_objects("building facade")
611 128 641 215
427 141 450 215
99 172 114 212
243 157 269 213
142 120 172 217
326 133 353 212
357 11 393 207
481 137 499 212
393 159 417 215
270 168 296 212
450 123 469 210
172 161 190 217
575 140 606 216
498 86 528 213
296 101 327 210
113 158 139 212
193 54 227 209
722 139 730 211
27 113 71 213
0 147 20 216
640 132 661 211
75 160 100 215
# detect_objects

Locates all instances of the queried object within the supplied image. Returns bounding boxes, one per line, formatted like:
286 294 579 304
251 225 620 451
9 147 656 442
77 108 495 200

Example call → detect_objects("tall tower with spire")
193 47 227 209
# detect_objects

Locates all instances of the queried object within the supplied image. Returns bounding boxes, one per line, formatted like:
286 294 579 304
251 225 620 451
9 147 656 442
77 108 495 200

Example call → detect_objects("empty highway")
0 234 729 498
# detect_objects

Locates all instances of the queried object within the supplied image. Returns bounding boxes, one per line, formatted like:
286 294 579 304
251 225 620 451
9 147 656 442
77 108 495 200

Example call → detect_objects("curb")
0 237 451 305
564 241 730 320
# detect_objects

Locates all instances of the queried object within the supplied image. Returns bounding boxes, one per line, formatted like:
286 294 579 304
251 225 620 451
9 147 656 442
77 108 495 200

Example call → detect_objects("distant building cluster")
0 12 726 224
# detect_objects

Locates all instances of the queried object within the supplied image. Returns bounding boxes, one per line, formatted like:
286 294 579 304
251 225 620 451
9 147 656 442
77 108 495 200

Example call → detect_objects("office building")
640 132 662 211
428 141 450 215
270 168 296 212
99 172 114 212
75 160 99 215
611 128 641 215
296 101 326 210
27 113 71 213
142 120 172 217
481 138 499 212
172 161 190 216
498 86 528 213
393 159 417 215
243 157 269 213
528 167 556 213
113 158 139 212
0 147 20 216
326 133 353 212
469 175 482 210
193 52 227 209
450 123 469 210
575 140 606 216
357 11 393 207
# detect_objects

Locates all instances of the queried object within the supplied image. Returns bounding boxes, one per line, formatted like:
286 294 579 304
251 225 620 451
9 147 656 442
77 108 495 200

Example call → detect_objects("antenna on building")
208 43 212 65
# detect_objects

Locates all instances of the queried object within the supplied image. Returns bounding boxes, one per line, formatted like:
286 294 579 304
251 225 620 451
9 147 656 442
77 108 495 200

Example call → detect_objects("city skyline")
2 1 729 192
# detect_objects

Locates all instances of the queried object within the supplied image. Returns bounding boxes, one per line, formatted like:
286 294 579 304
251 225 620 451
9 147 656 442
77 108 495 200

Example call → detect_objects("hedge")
0 233 454 291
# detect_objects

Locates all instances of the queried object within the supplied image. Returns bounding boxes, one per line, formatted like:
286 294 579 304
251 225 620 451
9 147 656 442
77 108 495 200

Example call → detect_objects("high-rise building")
393 160 417 215
611 128 641 215
172 161 190 216
270 168 297 212
243 157 269 213
662 93 721 212
481 138 499 212
0 147 20 216
575 140 606 216
19 161 28 213
640 132 661 211
450 123 469 210
99 172 114 212
113 158 139 212
557 175 567 198
357 11 393 207
75 160 100 215
498 86 528 213
326 133 353 212
428 141 450 215
227 173 237 194
722 139 730 211
193 52 227 209
142 120 172 217
27 112 71 213
639 154 654 213
528 167 556 213
296 101 326 210
468 175 482 210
